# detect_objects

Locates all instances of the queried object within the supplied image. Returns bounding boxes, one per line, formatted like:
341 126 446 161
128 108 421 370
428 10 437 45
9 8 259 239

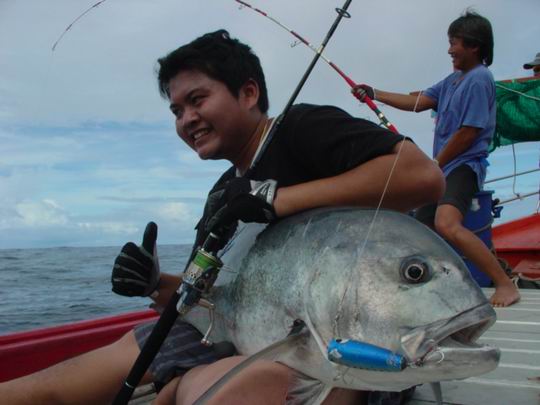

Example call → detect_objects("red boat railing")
0 310 158 382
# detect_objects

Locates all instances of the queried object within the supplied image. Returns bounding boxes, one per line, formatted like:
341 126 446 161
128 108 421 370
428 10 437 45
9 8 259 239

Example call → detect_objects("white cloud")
77 221 138 235
14 199 68 227
157 202 195 224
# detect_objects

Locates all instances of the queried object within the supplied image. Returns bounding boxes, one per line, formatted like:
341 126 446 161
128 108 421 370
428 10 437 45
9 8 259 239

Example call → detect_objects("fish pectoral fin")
288 373 332 405
192 320 309 405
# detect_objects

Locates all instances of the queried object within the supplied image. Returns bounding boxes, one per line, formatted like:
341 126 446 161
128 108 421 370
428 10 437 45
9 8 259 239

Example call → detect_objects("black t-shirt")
192 103 405 252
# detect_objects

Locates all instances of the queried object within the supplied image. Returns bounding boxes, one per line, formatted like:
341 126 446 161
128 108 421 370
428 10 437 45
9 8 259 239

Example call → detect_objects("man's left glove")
205 178 278 233
351 84 375 102
111 222 161 297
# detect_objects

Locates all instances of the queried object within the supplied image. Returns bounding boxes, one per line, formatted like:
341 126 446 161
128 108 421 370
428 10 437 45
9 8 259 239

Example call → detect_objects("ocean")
0 244 192 335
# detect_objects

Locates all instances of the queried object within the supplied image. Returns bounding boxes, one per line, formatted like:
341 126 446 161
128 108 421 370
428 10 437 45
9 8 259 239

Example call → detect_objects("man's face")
448 37 479 72
533 65 540 77
168 69 257 161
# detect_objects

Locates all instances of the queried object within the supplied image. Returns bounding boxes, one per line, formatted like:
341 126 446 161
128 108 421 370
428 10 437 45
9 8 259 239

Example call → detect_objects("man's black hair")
448 10 494 66
157 29 269 113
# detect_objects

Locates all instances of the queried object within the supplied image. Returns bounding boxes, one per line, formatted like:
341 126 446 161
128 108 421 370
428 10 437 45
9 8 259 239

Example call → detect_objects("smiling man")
0 30 444 405
353 10 520 308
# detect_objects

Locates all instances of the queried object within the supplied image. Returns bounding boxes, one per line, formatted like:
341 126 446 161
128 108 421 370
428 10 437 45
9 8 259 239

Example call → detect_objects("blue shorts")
134 319 219 384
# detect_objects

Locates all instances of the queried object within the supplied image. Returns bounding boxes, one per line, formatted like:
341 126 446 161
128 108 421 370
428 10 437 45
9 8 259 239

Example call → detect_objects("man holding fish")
0 27 448 405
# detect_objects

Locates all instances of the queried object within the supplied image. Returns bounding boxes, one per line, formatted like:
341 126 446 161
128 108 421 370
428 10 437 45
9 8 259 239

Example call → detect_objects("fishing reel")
177 232 224 346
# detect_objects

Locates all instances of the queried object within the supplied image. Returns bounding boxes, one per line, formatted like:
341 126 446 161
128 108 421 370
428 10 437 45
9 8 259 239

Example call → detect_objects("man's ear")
469 44 481 60
240 78 260 110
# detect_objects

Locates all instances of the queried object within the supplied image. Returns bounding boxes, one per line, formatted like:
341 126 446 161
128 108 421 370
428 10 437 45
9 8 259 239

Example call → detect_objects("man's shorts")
415 164 479 227
134 319 219 385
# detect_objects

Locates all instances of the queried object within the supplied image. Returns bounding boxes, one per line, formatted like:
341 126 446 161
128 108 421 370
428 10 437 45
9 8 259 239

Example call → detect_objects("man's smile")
190 128 211 141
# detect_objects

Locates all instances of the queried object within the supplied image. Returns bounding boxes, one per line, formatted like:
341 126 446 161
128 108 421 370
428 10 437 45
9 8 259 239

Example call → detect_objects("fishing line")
333 138 409 335
413 90 423 113
510 143 522 200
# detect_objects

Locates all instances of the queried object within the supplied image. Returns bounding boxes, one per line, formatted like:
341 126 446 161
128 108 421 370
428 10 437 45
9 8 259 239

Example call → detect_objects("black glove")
351 84 375 102
111 222 161 297
205 178 278 233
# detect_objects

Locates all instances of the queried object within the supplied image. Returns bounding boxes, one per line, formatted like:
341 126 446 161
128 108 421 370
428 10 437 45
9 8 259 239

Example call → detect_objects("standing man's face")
448 37 479 72
533 65 540 77
168 69 259 162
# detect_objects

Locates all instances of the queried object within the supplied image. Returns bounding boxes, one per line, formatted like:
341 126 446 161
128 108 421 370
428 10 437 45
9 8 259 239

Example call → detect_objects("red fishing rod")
235 0 399 134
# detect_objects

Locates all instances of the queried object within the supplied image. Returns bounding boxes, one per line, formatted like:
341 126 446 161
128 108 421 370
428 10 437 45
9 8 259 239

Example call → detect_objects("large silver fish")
185 207 499 398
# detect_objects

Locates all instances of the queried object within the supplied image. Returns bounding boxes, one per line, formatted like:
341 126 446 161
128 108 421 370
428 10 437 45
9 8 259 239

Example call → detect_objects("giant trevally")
184 207 499 401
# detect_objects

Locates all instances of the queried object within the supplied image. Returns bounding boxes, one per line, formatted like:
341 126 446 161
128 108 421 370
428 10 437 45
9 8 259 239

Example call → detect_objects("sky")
0 0 539 249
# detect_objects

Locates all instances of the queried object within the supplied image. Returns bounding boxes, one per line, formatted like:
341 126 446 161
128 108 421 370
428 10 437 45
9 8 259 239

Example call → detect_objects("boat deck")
129 288 540 404
410 288 540 405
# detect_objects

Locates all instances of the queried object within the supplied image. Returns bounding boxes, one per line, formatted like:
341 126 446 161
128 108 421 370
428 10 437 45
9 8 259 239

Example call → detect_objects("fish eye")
400 257 431 284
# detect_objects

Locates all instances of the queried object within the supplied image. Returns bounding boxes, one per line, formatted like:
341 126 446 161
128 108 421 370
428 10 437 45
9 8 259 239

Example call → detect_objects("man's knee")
414 161 446 202
397 142 445 203
434 215 461 241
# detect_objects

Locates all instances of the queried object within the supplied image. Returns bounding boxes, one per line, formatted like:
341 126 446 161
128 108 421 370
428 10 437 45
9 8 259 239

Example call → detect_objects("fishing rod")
248 0 353 171
113 1 353 403
235 0 399 134
52 0 109 51
113 232 224 404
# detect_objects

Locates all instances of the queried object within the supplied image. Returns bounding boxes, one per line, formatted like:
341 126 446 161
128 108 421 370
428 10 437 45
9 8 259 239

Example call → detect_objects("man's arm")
151 273 183 308
274 140 444 216
374 90 436 112
352 85 437 112
434 126 482 168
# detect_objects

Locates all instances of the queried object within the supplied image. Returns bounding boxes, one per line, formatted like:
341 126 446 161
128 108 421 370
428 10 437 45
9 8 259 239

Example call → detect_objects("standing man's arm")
433 126 481 168
352 85 437 112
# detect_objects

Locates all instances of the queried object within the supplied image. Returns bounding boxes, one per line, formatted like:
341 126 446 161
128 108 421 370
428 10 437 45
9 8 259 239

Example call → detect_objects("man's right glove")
351 84 375 102
111 222 161 297
204 178 278 234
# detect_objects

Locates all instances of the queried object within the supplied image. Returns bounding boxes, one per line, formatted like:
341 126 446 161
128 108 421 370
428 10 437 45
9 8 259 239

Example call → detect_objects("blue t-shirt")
424 64 496 188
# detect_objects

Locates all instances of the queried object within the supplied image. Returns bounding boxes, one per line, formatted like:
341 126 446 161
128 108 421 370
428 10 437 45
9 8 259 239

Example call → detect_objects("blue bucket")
458 190 494 287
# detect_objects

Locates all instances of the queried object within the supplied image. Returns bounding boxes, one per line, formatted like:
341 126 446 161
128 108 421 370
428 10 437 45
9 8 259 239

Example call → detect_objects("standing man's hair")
448 10 494 66
156 30 269 113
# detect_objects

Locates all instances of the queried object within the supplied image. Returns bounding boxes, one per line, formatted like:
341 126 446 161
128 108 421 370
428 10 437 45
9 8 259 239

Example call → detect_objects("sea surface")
0 244 191 335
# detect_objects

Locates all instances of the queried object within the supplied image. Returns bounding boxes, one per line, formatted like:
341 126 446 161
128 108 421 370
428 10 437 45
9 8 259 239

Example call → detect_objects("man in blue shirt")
354 10 520 307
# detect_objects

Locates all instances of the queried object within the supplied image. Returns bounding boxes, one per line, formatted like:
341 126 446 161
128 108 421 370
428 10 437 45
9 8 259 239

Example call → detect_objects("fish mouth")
400 302 499 369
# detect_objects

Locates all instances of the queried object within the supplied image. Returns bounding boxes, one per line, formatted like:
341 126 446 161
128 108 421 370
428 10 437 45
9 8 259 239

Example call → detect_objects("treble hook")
290 39 301 48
